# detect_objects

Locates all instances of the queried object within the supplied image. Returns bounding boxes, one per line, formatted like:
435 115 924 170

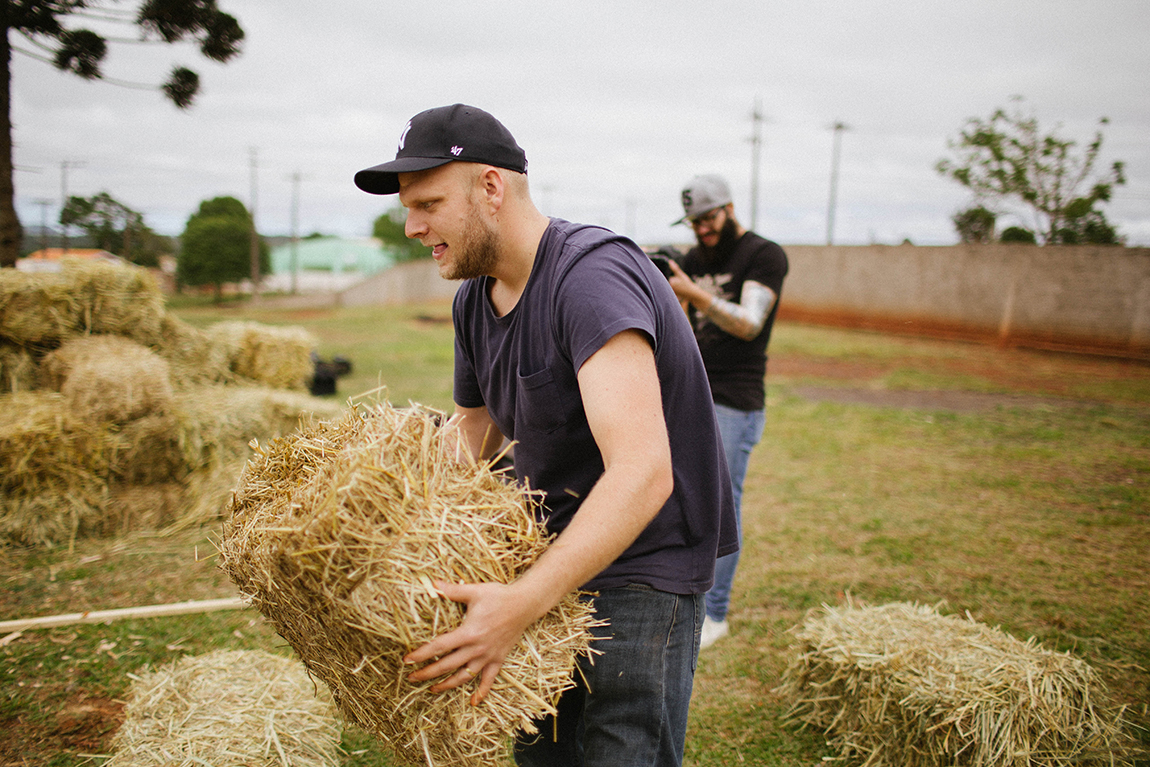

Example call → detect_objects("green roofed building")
267 237 396 293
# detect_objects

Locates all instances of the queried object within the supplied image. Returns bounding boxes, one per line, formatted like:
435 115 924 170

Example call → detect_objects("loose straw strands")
775 600 1139 767
106 649 341 767
220 400 600 767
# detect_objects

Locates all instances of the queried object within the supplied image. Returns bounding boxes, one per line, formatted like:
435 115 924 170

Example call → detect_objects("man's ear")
476 166 506 211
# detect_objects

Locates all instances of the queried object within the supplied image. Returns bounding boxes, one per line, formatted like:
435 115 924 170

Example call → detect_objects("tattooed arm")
668 258 777 341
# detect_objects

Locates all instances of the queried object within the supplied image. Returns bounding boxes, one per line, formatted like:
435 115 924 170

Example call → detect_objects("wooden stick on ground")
0 596 246 634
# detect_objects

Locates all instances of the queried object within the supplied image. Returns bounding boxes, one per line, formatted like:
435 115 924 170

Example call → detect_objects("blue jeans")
513 584 704 767
705 403 765 622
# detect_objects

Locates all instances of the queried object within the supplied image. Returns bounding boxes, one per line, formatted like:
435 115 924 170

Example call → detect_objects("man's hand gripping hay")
220 400 601 767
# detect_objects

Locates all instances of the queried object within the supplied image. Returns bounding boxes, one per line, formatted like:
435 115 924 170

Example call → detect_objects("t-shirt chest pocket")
515 367 567 434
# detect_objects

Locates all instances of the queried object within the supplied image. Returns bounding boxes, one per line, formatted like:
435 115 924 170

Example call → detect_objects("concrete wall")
261 245 1150 360
778 244 1150 359
256 259 459 311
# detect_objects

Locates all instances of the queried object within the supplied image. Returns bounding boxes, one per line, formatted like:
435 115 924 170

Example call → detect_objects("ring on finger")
463 666 476 678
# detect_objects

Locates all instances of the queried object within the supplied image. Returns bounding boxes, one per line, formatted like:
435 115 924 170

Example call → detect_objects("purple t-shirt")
453 219 736 594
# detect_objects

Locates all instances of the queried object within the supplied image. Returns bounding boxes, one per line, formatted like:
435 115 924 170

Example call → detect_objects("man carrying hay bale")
354 104 736 766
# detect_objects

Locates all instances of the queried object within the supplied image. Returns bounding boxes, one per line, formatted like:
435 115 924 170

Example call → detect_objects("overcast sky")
10 0 1149 249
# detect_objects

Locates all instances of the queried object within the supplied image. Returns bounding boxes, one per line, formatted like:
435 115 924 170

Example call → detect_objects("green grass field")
2 300 1147 765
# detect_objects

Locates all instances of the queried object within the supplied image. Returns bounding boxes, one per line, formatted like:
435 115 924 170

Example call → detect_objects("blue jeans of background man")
513 584 704 767
705 403 766 622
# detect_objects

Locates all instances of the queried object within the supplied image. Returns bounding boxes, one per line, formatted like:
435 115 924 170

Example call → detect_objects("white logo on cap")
450 146 463 156
398 120 412 151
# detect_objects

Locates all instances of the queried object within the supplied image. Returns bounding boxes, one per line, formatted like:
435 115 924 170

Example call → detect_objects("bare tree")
1 0 245 267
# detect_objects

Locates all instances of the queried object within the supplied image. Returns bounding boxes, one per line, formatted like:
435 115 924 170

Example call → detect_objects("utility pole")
289 170 303 295
749 97 764 232
826 121 849 245
34 198 52 253
59 160 84 256
248 147 260 299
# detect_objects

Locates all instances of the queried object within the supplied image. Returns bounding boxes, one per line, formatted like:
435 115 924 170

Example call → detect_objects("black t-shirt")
682 232 789 411
453 219 737 594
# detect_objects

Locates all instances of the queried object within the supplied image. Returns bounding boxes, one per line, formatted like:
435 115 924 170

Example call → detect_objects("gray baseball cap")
674 174 733 224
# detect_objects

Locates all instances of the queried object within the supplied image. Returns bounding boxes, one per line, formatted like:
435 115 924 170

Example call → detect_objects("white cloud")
10 0 1149 247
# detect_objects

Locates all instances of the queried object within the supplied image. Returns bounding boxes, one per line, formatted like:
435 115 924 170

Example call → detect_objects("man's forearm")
700 280 776 341
452 404 504 462
511 448 672 615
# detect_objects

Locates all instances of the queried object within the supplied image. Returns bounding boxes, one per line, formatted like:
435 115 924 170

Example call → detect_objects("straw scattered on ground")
774 599 1139 767
220 400 601 767
107 649 341 767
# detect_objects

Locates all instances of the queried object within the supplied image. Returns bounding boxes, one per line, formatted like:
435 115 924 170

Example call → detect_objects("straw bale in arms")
221 400 601 767
107 649 341 767
775 600 1139 767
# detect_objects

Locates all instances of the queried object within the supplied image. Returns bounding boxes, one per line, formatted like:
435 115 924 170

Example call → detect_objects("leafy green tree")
1000 226 1037 244
60 190 169 266
936 97 1126 245
951 205 996 243
373 206 431 262
1 0 246 268
1055 197 1122 245
177 195 266 299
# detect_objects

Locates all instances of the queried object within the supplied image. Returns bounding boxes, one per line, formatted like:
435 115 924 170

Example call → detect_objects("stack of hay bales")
107 649 341 767
0 260 341 546
775 600 1138 767
220 400 600 767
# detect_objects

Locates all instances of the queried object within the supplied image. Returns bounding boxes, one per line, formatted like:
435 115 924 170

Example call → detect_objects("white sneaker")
700 616 729 650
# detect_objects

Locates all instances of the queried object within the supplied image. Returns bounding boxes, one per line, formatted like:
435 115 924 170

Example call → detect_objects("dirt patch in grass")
772 342 1150 411
789 385 1087 412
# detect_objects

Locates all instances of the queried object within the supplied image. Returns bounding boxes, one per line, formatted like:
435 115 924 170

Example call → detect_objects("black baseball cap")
354 104 528 195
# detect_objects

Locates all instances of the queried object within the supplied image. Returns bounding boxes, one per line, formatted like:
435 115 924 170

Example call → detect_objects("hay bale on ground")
0 260 165 349
65 259 166 345
107 649 341 767
173 384 344 472
0 268 83 346
775 600 1138 767
153 314 233 387
220 400 600 767
40 336 174 423
105 483 187 534
0 385 344 546
207 320 316 390
0 391 116 544
0 342 37 392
